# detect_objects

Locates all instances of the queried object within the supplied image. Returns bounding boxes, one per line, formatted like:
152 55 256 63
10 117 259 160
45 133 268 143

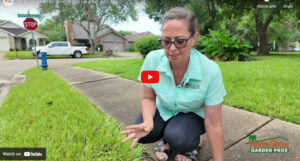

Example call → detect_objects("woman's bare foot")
155 143 169 161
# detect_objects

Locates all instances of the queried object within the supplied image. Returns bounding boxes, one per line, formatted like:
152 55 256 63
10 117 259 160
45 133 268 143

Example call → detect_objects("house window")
29 39 37 47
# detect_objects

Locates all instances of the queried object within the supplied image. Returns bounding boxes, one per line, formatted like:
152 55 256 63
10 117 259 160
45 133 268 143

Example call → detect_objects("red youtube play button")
141 71 159 83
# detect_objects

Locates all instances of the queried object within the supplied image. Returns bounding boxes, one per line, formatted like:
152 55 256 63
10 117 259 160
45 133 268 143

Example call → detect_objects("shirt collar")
157 53 173 78
157 48 202 81
186 48 202 81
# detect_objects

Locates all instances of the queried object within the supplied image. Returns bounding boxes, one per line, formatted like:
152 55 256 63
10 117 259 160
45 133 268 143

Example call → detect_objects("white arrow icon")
148 75 153 80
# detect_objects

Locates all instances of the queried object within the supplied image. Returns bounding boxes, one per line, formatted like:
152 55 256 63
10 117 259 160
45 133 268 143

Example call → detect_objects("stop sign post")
23 16 39 67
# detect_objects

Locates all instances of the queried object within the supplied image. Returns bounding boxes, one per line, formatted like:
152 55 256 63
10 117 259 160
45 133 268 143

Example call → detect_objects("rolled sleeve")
204 66 227 106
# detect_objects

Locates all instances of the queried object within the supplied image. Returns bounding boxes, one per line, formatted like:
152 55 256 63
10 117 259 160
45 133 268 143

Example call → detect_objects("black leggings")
135 109 206 153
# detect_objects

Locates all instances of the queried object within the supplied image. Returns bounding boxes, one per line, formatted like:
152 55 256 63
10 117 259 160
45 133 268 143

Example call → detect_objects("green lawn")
218 55 300 124
0 68 144 160
74 59 144 81
4 51 118 59
130 51 141 55
74 55 300 124
270 51 300 55
4 51 34 59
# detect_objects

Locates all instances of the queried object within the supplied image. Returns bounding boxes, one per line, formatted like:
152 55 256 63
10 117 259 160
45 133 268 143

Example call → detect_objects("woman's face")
161 19 198 64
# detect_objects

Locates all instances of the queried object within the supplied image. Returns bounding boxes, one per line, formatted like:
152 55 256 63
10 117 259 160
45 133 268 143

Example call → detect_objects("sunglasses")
158 35 193 49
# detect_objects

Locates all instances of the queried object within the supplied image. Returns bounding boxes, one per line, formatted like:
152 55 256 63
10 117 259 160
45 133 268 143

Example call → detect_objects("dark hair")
162 7 199 35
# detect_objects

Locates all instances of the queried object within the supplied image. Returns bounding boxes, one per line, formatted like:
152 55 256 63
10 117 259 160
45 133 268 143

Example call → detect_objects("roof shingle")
0 27 28 35
124 32 153 42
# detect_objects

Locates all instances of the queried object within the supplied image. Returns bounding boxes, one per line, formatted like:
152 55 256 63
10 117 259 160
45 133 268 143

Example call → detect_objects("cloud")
111 10 162 35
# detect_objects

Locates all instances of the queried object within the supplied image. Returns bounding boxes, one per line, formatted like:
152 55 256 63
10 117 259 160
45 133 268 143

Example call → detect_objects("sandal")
154 139 170 161
177 146 201 161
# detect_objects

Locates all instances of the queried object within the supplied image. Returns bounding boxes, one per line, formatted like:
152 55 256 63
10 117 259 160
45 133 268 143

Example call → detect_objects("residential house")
125 31 153 47
0 20 47 51
64 21 127 53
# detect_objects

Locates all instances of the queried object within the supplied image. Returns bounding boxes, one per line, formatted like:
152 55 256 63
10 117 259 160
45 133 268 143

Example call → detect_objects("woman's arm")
204 103 224 161
141 85 157 131
120 85 157 148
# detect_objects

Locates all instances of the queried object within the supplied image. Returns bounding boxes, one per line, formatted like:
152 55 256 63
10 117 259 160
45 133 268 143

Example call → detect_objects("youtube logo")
141 71 159 83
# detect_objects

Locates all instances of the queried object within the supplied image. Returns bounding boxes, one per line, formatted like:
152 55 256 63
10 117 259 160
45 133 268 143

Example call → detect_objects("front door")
39 39 44 46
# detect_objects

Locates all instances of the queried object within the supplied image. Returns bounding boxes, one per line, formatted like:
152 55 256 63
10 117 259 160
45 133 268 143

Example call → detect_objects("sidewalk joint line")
225 118 274 150
204 118 274 161
72 77 118 85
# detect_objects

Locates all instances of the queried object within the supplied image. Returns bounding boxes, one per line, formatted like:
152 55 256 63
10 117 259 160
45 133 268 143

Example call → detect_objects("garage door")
103 42 124 53
0 37 9 51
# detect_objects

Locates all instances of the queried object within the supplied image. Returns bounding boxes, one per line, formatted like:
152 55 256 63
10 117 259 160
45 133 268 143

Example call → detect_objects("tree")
144 0 186 22
217 0 298 55
269 12 300 51
186 0 216 33
144 0 216 34
204 0 217 29
145 0 300 55
37 19 66 43
39 0 137 53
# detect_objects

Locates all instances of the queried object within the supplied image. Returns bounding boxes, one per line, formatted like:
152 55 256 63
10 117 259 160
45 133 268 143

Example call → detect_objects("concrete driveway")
0 51 6 60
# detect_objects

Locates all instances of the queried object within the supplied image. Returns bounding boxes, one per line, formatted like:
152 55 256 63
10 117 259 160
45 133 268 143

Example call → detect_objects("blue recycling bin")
38 52 48 70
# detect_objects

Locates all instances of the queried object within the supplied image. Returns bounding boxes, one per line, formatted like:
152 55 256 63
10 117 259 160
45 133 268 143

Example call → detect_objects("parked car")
32 41 88 58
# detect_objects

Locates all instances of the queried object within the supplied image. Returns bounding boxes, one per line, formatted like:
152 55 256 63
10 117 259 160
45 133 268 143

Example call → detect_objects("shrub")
129 44 137 52
9 47 20 51
197 30 253 61
135 35 161 58
289 44 296 48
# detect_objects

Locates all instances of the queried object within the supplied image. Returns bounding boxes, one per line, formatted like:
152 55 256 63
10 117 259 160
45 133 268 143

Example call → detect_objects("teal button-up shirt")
138 48 227 121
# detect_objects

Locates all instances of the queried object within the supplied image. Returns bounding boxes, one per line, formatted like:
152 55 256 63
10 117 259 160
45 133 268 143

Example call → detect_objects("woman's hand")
120 121 153 148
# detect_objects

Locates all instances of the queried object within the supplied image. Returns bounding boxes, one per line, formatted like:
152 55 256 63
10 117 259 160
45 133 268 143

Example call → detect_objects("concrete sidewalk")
52 66 300 161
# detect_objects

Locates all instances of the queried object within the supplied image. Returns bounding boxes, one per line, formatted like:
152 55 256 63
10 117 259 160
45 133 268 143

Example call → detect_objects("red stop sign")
23 18 38 30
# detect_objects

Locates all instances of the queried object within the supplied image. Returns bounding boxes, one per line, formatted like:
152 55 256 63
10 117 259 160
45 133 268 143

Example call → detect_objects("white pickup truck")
32 41 88 58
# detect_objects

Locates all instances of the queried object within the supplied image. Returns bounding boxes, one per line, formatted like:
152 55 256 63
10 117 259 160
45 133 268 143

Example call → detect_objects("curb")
0 74 26 108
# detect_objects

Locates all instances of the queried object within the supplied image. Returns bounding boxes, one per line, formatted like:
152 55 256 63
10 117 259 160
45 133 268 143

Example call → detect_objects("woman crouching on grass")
121 7 226 161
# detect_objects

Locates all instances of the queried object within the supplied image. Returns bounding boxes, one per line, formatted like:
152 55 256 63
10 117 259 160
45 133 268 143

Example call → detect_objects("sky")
0 0 162 35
